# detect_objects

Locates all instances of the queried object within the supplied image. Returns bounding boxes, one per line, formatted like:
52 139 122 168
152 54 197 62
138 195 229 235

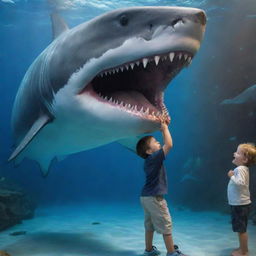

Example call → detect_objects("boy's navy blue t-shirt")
141 148 168 196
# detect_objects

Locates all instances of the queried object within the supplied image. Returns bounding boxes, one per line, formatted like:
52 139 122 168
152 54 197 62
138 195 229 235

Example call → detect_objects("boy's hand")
160 122 168 131
159 116 170 130
165 116 171 125
228 170 234 178
160 119 172 155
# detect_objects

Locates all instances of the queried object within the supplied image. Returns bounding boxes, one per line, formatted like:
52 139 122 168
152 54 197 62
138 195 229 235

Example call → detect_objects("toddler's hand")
228 170 234 178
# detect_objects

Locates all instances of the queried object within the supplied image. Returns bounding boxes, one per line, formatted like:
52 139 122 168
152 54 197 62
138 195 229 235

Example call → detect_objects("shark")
221 84 256 105
9 6 206 176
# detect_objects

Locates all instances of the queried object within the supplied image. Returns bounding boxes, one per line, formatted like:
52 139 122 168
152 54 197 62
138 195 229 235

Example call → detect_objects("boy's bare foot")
231 249 248 256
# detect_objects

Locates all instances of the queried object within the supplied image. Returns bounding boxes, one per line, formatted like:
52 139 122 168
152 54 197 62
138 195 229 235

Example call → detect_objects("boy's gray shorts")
140 196 172 235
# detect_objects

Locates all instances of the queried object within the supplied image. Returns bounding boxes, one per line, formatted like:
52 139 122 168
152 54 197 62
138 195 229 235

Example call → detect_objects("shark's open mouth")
82 51 192 122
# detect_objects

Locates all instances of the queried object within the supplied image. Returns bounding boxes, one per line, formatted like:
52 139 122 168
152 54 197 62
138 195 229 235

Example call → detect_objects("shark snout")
141 10 206 43
169 10 206 27
195 11 207 25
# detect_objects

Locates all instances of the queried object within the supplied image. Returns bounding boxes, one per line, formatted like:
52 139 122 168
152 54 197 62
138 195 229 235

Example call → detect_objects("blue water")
1 0 256 255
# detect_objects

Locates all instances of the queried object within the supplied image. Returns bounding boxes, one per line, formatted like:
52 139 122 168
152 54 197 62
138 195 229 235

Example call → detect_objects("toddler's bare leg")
231 233 249 256
238 232 248 254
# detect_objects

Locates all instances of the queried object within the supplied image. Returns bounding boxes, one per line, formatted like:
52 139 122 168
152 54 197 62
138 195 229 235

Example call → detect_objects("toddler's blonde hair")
239 143 256 166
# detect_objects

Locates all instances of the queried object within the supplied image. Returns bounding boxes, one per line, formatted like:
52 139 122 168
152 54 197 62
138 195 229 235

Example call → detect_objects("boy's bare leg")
163 234 175 253
145 230 154 251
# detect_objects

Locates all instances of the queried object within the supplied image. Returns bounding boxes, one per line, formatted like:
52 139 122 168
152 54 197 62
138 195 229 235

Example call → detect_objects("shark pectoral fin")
51 13 69 39
117 136 144 153
8 115 51 162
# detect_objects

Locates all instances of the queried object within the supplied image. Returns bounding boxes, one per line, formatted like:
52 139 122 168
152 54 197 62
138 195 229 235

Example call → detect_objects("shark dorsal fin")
8 114 51 162
51 13 69 40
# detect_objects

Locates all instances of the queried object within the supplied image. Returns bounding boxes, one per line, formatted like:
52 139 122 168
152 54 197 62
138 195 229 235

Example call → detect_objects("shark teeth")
169 52 174 62
97 51 193 77
154 56 160 65
93 50 192 121
142 58 148 68
97 94 163 120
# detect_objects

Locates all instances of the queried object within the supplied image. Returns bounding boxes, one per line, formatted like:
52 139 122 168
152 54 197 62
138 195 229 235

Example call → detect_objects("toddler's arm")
227 170 234 177
228 168 247 186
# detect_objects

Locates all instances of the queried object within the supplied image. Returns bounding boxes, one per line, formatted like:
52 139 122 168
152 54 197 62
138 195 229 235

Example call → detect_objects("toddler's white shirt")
227 165 251 205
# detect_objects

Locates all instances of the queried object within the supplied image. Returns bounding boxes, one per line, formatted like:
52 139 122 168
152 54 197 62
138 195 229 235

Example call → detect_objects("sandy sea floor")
0 202 256 256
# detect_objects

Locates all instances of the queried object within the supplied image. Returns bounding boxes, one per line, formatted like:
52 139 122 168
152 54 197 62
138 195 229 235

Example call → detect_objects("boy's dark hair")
136 136 153 159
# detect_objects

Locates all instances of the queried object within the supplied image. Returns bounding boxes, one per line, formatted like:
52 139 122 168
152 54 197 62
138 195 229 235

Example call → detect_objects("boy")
136 122 187 256
227 143 256 256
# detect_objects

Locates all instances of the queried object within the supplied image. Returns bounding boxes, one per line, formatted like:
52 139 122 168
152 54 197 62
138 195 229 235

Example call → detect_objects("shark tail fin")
51 13 69 40
8 114 51 163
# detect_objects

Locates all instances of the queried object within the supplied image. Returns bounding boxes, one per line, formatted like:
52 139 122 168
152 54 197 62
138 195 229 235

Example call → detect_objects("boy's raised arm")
161 122 173 156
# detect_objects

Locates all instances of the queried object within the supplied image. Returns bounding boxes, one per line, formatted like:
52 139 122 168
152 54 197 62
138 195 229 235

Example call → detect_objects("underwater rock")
0 251 11 256
0 178 36 231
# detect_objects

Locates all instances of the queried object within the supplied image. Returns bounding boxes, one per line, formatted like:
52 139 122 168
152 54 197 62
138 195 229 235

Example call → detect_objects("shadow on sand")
2 231 141 256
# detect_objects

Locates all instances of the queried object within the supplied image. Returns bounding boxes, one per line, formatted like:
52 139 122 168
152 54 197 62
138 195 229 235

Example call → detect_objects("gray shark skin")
9 6 206 176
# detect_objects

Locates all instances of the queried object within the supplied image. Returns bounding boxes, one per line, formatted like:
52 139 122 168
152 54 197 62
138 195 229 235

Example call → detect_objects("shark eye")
119 15 129 26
